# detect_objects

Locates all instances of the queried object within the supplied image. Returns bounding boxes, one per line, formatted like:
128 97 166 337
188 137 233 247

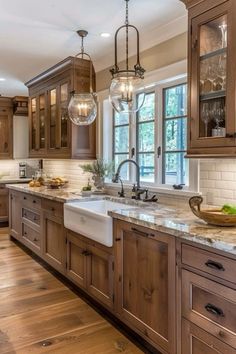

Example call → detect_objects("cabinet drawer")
22 193 41 210
22 223 40 249
182 269 236 348
42 199 63 217
22 208 40 226
182 244 236 284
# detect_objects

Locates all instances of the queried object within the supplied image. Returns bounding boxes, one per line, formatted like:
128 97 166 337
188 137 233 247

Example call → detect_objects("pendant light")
68 30 97 126
109 0 145 114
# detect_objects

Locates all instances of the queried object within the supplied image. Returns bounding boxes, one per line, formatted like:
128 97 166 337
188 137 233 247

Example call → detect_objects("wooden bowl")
189 196 236 227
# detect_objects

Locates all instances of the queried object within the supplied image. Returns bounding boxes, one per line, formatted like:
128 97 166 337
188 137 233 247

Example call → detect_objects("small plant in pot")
80 159 114 191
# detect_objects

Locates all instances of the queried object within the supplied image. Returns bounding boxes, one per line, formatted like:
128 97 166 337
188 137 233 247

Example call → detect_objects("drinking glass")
201 102 211 137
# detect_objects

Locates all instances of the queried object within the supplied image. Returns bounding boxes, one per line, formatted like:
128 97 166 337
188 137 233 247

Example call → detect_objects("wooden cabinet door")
86 244 114 309
42 212 66 274
9 191 22 239
189 1 236 152
115 221 176 353
182 319 236 354
71 122 96 159
0 107 12 159
66 231 87 289
0 185 9 222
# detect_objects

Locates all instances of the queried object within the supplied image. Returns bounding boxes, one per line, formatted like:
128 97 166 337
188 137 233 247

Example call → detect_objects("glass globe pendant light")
109 0 145 114
68 30 97 125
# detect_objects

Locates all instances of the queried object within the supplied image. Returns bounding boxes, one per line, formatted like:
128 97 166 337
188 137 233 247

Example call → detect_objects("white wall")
13 115 29 159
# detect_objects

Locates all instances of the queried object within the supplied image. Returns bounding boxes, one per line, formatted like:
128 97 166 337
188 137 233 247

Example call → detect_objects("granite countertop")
0 178 31 184
6 184 236 256
107 199 236 256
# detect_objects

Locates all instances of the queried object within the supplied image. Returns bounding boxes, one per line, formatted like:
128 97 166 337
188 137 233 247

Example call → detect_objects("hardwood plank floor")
0 231 144 354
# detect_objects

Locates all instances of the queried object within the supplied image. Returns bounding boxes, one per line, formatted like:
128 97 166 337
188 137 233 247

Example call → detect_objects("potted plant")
80 159 114 190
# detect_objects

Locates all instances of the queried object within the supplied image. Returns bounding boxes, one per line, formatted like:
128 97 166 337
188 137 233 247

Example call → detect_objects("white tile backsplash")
0 159 38 179
200 159 236 206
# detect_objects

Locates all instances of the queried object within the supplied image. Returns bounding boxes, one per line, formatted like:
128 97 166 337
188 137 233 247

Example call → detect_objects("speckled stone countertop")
6 184 93 203
0 178 31 184
6 184 236 256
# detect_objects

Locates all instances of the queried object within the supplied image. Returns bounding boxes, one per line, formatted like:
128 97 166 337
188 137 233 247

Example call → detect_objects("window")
163 84 188 185
113 110 130 180
109 78 197 191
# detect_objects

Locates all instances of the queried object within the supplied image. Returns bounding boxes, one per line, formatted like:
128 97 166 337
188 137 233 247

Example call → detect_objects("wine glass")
201 102 211 137
212 101 224 132
218 57 227 90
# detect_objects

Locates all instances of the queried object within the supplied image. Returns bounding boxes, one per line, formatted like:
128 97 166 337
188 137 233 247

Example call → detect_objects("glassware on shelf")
201 102 212 137
212 101 225 137
219 23 227 49
217 57 227 90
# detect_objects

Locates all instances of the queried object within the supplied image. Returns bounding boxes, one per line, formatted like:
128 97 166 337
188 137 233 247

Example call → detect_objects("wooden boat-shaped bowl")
189 196 236 227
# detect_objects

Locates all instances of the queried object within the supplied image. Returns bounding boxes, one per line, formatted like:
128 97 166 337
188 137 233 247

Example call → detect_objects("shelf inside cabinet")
200 47 227 61
200 90 226 101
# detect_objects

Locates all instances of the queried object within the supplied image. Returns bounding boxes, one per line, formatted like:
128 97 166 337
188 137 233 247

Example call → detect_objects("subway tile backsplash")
200 159 236 206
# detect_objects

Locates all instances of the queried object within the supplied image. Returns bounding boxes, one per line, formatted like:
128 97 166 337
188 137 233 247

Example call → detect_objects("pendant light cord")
125 0 129 71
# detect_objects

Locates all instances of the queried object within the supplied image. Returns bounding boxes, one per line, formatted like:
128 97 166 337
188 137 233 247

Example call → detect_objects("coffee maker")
19 162 27 178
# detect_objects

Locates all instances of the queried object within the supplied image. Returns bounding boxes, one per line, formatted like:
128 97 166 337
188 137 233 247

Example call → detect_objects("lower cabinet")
42 211 66 274
114 220 176 354
0 185 9 222
66 230 114 309
182 319 236 354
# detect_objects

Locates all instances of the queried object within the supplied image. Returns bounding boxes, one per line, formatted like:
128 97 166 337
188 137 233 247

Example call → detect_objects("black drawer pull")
33 200 36 204
82 250 91 256
51 207 55 212
24 196 27 200
24 231 27 235
115 238 121 242
131 227 149 237
33 216 37 221
205 260 225 271
205 303 224 317
33 238 38 242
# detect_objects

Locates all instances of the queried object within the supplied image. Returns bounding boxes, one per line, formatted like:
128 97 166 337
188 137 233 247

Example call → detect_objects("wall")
96 32 187 91
200 159 236 206
0 159 38 179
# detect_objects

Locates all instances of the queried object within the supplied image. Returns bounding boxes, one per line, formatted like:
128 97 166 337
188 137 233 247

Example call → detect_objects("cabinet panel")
22 223 41 251
66 231 87 289
42 212 65 273
86 245 114 308
9 191 22 239
115 221 176 353
0 186 8 222
182 319 235 354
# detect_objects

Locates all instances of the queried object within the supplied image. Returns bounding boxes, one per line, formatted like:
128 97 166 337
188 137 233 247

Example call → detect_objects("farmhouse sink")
64 200 136 247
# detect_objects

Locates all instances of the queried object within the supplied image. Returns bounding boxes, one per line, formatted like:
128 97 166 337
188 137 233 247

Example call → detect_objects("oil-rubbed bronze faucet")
112 159 146 200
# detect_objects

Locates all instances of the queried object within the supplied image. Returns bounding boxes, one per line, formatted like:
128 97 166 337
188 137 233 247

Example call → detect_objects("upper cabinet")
26 57 96 159
182 0 236 157
0 97 13 159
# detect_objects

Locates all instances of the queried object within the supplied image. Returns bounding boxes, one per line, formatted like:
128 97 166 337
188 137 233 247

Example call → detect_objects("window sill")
104 182 201 199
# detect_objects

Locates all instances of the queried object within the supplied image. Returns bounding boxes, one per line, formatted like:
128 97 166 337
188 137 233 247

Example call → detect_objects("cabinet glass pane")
50 89 56 149
60 84 68 148
31 98 36 150
39 94 45 149
200 15 227 56
199 15 227 138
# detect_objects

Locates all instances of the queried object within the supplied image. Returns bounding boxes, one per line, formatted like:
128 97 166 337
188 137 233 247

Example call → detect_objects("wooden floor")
0 230 144 354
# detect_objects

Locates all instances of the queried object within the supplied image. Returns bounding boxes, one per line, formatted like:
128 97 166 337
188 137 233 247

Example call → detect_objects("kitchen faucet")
112 159 146 200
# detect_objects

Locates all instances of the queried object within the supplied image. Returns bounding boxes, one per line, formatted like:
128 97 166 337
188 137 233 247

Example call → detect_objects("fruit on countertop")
29 180 41 187
47 177 68 189
221 204 236 215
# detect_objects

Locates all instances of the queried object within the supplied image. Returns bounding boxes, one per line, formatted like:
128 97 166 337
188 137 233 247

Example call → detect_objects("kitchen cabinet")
26 57 96 159
0 97 13 159
181 0 236 157
0 185 9 223
178 240 236 353
114 220 176 354
66 230 114 309
9 190 22 239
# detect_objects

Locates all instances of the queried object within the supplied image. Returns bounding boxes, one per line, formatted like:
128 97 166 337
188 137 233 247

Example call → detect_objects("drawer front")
42 199 63 217
22 208 40 226
22 223 40 249
182 269 236 348
22 193 41 210
182 244 236 284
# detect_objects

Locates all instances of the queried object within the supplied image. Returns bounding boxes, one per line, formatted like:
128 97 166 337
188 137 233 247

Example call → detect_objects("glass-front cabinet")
185 0 236 156
26 57 96 159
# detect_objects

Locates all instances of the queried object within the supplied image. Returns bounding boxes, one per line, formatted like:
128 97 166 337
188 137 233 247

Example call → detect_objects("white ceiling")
0 0 187 97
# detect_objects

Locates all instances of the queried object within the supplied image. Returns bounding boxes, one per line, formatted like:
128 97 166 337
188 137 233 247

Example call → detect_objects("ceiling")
0 0 187 97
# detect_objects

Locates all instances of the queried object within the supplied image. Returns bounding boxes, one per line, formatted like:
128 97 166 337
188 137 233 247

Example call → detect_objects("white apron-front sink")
64 200 136 247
